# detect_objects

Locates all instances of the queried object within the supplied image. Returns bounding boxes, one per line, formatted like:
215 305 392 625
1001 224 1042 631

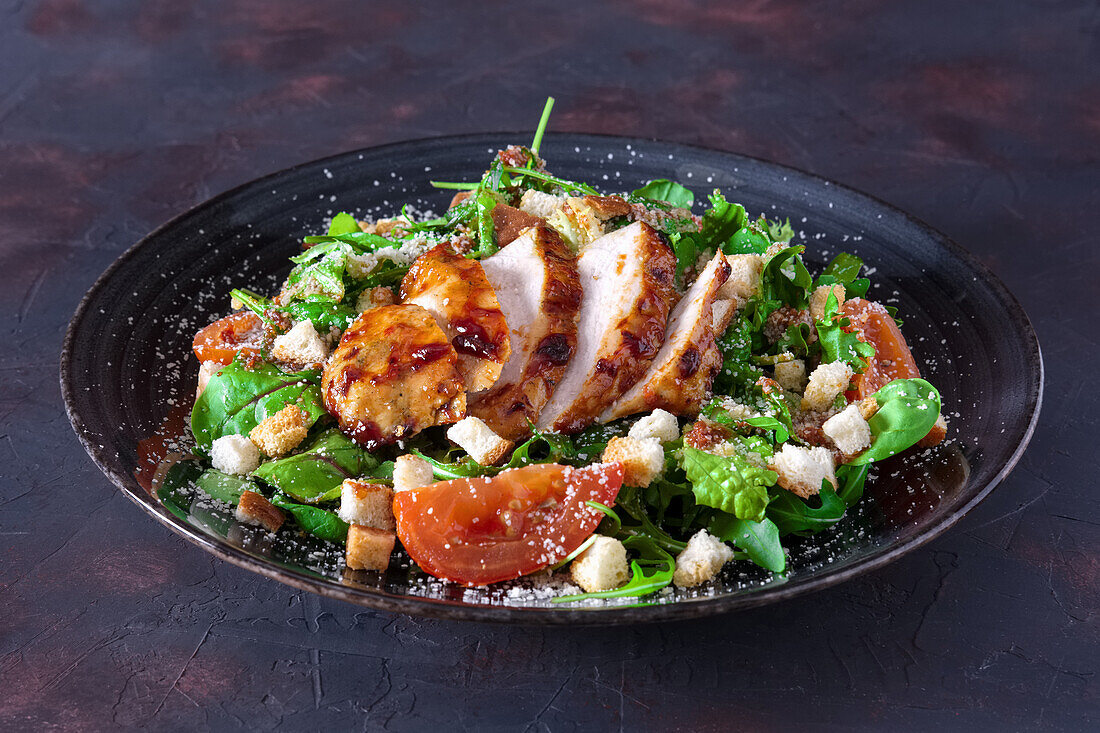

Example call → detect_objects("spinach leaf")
708 513 785 573
194 468 254 505
631 179 694 208
835 463 869 507
816 290 875 372
286 296 358 334
327 212 362 236
766 485 846 536
851 378 941 464
191 357 326 452
269 492 349 544
817 252 870 297
681 445 776 522
251 429 380 503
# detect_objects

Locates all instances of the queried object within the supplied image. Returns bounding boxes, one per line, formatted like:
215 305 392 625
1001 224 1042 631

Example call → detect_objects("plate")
61 133 1042 623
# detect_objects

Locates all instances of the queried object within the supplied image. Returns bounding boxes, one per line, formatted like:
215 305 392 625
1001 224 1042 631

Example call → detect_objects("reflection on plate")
62 134 1041 623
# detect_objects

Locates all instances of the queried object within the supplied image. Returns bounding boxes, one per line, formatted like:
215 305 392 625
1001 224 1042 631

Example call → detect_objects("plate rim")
60 131 1044 624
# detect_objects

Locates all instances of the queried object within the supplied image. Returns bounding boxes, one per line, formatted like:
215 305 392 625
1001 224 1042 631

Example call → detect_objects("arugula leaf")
231 288 358 335
691 191 749 253
269 492 349 544
631 179 694 208
191 357 326 452
744 416 790 443
474 189 499 257
194 468 254 505
817 252 870 298
711 313 762 396
411 450 493 480
708 513 785 573
815 290 875 373
681 445 776 522
835 463 869 507
553 534 675 602
851 378 941 464
251 429 381 503
327 212 361 236
530 96 554 155
766 485 846 536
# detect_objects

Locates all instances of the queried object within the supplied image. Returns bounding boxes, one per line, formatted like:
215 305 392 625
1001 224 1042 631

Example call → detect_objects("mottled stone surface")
1 1 1096 730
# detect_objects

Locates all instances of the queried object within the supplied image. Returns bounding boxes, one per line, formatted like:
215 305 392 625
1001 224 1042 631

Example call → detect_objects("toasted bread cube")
822 403 873 454
601 436 664 488
249 404 309 458
716 254 764 301
271 320 329 365
356 286 396 313
446 416 514 466
519 189 565 219
773 358 807 392
235 490 284 533
809 284 846 322
338 480 395 531
570 535 630 593
802 361 854 411
196 360 223 399
393 454 434 493
772 444 837 499
673 530 734 588
628 409 680 444
858 395 880 420
711 298 738 333
345 525 396 571
210 434 260 476
918 413 948 447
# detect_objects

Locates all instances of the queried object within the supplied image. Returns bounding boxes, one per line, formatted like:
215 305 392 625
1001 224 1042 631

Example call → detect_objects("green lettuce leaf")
681 444 776 522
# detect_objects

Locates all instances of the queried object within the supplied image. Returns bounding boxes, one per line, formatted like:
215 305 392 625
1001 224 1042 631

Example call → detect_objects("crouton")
235 490 284 532
673 530 734 588
809 284 846 322
393 454 434 493
771 443 837 499
338 480 395 531
711 298 738 333
519 189 565 219
446 416 514 466
248 404 309 457
858 396 879 420
716 254 763 301
628 409 680 444
210 434 260 476
196 360 222 399
802 361 854 411
570 535 630 593
271 320 329 365
773 358 807 392
601 436 665 487
345 525 396 571
918 413 948 447
356 286 396 313
822 403 872 454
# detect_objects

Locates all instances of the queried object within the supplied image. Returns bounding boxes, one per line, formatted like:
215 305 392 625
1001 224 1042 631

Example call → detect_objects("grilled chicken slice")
401 243 511 393
322 304 465 449
468 225 581 440
536 221 677 434
602 252 732 422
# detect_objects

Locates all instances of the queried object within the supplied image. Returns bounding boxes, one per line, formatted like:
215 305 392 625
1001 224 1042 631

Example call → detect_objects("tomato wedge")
192 311 264 365
840 298 921 401
393 462 624 586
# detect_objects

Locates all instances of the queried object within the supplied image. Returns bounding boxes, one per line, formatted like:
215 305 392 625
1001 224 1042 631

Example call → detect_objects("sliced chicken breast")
401 243 511 393
536 221 677 434
468 225 581 440
602 252 732 422
323 304 465 449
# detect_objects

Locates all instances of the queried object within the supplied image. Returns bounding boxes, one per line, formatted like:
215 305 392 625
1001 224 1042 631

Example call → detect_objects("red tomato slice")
393 462 624 586
192 312 264 365
840 298 921 401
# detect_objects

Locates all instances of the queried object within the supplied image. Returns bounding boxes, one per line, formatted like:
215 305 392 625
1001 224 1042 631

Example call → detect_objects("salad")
185 99 947 602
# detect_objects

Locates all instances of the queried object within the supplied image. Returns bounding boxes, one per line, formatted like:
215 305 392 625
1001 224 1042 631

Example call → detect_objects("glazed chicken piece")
602 251 731 422
468 225 581 440
536 221 678 434
322 304 466 449
401 243 512 393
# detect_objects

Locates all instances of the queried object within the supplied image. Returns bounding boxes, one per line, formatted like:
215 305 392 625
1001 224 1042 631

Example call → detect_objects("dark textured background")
2 1 1097 730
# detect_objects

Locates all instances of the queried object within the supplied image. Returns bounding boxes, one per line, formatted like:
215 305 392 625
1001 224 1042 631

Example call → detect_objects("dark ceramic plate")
61 133 1042 624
